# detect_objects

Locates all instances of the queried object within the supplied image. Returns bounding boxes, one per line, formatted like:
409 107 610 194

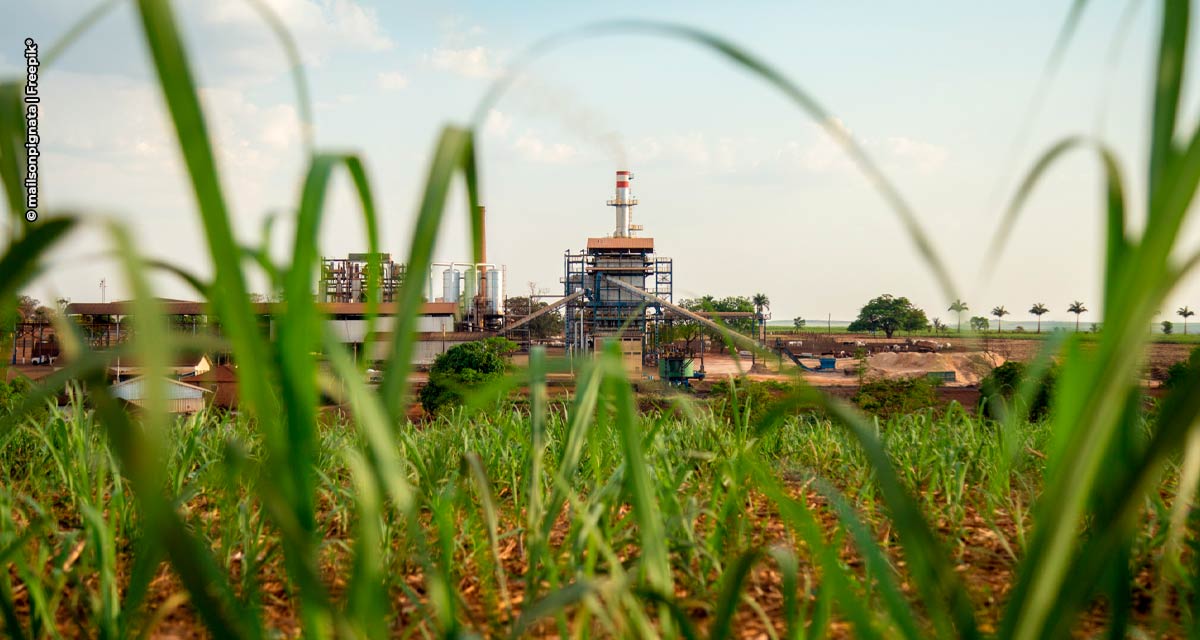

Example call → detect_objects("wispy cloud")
427 46 497 78
376 71 409 91
513 132 578 164
629 124 948 178
199 0 393 68
484 109 513 138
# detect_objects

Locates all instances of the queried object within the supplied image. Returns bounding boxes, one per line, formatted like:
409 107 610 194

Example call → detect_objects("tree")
659 319 702 353
418 337 517 414
681 296 756 337
793 316 806 329
991 306 1010 333
17 295 39 321
931 317 946 334
948 299 969 333
847 294 930 338
970 316 989 332
1029 303 1049 333
1162 320 1174 335
752 293 771 341
1178 306 1195 335
505 296 563 339
1068 301 1088 332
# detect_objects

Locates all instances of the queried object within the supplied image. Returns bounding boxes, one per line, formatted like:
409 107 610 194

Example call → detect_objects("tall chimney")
607 170 636 237
478 205 488 301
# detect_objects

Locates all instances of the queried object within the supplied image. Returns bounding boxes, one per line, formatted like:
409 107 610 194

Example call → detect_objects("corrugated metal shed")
110 376 212 414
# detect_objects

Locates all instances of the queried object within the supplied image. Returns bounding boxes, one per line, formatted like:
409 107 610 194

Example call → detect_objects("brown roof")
586 237 654 251
67 300 457 317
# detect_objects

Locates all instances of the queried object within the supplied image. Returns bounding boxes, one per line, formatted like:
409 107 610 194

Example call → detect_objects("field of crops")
4 377 1179 638
6 0 1200 638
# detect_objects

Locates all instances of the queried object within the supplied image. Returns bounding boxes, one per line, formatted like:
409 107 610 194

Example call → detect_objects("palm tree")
948 299 969 333
1179 306 1195 335
1029 303 1049 333
1068 301 1088 332
752 293 770 342
991 306 1010 334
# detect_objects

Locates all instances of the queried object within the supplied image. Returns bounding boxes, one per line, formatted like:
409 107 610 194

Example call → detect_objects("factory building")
562 171 673 371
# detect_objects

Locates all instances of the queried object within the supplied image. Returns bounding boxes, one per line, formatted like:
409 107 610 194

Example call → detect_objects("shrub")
1163 346 1200 391
852 376 940 418
708 376 792 424
980 360 1057 421
419 337 517 414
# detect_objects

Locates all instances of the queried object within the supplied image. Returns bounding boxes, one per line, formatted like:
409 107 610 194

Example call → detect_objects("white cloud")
198 0 393 67
484 109 513 138
376 71 409 91
428 46 497 78
886 136 949 174
513 132 578 164
260 105 302 149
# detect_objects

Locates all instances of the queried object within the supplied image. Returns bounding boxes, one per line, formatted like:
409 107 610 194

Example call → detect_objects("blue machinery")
774 339 838 372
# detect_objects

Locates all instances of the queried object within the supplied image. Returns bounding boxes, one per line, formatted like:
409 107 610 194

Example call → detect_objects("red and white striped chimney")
611 170 635 237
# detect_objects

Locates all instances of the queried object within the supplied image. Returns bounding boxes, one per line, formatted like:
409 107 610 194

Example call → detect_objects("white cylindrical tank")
486 270 504 315
442 268 461 303
463 269 477 306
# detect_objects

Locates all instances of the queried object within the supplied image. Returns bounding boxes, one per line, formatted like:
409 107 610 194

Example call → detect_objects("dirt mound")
866 351 1005 386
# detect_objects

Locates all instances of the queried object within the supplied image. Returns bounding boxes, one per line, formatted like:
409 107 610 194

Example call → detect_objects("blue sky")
4 0 1199 326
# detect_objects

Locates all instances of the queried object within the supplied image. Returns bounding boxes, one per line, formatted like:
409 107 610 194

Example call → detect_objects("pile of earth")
865 351 1005 386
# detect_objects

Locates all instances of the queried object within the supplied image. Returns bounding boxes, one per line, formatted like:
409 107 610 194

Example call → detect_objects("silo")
462 269 477 306
442 268 461 303
486 270 504 315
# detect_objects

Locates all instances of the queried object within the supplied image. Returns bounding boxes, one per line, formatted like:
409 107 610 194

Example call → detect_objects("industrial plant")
11 169 768 399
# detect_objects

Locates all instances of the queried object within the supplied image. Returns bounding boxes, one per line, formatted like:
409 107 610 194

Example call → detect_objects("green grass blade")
379 126 476 419
344 448 388 636
1148 0 1188 205
602 343 671 597
464 452 512 618
134 0 276 422
0 83 28 231
243 0 314 153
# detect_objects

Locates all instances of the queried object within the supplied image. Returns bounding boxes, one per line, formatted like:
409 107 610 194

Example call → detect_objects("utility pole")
100 278 107 304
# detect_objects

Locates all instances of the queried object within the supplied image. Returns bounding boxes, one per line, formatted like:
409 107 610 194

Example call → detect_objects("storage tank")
462 269 477 306
442 268 461 303
485 270 504 315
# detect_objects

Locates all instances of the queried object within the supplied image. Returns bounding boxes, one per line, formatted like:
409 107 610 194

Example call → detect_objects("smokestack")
608 170 636 237
478 205 488 301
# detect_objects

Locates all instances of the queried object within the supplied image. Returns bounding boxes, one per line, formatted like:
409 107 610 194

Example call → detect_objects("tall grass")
1 0 1199 638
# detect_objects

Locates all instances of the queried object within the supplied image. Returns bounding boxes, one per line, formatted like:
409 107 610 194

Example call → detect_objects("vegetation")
969 315 989 332
1163 346 1199 390
979 361 1057 421
681 295 757 337
792 316 805 329
847 294 930 338
947 299 969 333
852 376 941 419
503 296 563 339
1067 300 1088 332
991 306 1010 333
1177 305 1194 335
418 337 517 414
1163 319 1175 335
1029 302 1049 333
